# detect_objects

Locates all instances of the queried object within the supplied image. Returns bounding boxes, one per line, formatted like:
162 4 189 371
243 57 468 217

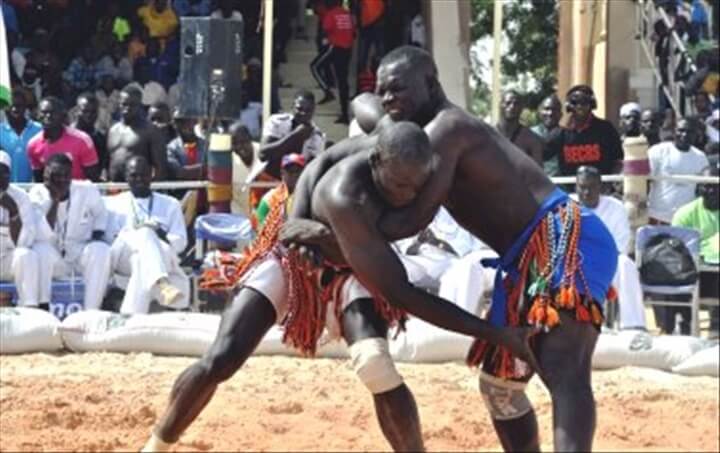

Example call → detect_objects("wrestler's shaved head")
379 46 438 78
370 121 434 207
376 121 433 168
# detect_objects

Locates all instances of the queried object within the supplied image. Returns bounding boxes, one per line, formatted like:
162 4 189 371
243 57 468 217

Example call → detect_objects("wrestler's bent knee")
479 372 533 421
349 338 403 394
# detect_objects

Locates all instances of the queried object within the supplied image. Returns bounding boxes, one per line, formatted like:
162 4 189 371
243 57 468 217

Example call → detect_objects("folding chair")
635 225 702 336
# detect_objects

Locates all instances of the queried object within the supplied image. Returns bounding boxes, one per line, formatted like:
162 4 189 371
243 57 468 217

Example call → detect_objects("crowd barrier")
1 308 717 377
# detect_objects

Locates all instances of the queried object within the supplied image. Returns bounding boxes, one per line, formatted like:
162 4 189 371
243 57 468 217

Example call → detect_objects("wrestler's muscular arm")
324 192 538 367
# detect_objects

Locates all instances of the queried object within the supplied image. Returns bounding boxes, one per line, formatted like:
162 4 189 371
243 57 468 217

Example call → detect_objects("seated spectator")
71 93 109 181
0 151 43 308
210 0 244 21
259 89 326 179
127 26 149 64
230 122 274 219
167 111 205 180
705 109 719 145
63 45 101 99
672 162 719 337
640 108 662 147
133 38 177 92
107 86 169 181
254 153 305 230
693 91 713 120
395 206 489 317
243 57 281 114
495 89 543 165
0 88 42 182
166 82 181 114
29 153 112 311
174 0 212 17
619 102 642 140
106 156 188 314
239 92 263 141
659 107 676 142
137 0 179 45
573 166 646 330
27 96 101 181
648 117 710 224
546 84 624 177
531 94 562 176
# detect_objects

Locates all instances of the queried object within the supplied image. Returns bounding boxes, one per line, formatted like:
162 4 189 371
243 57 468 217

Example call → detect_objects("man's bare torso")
107 122 156 181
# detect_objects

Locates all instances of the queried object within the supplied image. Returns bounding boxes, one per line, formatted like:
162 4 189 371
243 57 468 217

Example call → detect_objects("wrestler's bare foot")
141 432 172 452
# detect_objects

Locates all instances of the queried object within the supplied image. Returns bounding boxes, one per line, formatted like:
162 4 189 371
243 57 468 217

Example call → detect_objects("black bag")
640 233 698 286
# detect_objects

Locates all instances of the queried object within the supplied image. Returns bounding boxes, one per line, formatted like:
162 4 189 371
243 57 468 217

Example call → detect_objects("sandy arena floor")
0 352 718 452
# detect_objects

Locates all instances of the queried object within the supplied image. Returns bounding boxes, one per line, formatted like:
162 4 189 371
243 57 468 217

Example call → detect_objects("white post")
491 0 503 124
262 0 274 124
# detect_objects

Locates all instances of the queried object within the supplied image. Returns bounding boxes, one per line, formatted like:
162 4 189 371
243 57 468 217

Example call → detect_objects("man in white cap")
0 150 44 308
29 153 112 310
105 155 188 314
619 102 642 140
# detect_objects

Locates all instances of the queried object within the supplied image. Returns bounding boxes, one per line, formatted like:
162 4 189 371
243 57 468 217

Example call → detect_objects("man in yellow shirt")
137 0 179 44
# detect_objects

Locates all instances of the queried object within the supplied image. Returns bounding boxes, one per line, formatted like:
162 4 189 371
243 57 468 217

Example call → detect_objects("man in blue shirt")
0 89 42 182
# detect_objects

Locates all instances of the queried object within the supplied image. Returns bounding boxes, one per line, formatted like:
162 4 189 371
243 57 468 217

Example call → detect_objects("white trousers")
0 247 41 306
613 254 647 330
111 227 190 314
32 241 112 310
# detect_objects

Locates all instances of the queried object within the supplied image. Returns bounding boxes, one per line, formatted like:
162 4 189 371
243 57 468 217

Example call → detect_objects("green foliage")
470 0 559 118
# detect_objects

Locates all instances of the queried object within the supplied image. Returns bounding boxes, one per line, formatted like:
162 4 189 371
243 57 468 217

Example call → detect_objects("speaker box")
178 17 244 119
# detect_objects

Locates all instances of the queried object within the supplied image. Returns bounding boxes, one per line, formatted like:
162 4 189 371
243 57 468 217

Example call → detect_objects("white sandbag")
59 310 220 356
672 345 719 377
592 330 706 371
254 326 349 359
391 318 473 363
0 307 64 354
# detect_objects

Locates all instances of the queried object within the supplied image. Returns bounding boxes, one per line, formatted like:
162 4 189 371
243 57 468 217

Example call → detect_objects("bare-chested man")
141 122 535 452
285 46 618 452
496 90 543 166
107 86 169 181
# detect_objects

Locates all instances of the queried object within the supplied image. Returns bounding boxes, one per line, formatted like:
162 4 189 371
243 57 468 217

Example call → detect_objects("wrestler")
141 122 536 452
283 46 618 452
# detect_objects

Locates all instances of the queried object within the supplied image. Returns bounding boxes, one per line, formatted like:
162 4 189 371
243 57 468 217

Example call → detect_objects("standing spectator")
148 101 176 146
259 90 326 179
407 0 426 48
640 109 663 147
0 89 42 182
72 93 108 180
27 97 101 181
653 3 690 109
243 57 280 115
137 0 179 46
672 162 719 338
531 94 562 176
495 90 543 165
63 45 100 100
210 0 243 21
310 0 355 124
167 111 206 181
230 122 273 219
107 86 169 182
0 151 43 308
647 117 710 224
619 102 642 140
546 84 624 177
353 0 385 76
690 0 709 40
573 166 646 330
29 153 112 312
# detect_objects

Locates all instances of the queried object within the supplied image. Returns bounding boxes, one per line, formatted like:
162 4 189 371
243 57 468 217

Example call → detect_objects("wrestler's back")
436 108 555 254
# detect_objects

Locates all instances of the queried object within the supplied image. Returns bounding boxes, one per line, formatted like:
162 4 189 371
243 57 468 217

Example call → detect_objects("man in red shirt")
310 0 355 124
27 96 101 181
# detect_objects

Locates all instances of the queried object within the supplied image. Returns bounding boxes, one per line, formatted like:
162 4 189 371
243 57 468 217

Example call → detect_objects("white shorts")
239 253 372 336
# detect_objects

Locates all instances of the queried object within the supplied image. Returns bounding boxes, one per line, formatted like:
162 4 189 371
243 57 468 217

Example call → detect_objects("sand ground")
1 352 718 452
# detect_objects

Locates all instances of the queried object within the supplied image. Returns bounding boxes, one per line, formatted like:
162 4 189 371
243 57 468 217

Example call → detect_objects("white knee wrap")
349 338 404 394
479 372 532 421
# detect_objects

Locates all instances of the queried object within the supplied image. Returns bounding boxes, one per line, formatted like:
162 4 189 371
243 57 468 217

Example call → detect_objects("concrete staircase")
275 14 351 144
